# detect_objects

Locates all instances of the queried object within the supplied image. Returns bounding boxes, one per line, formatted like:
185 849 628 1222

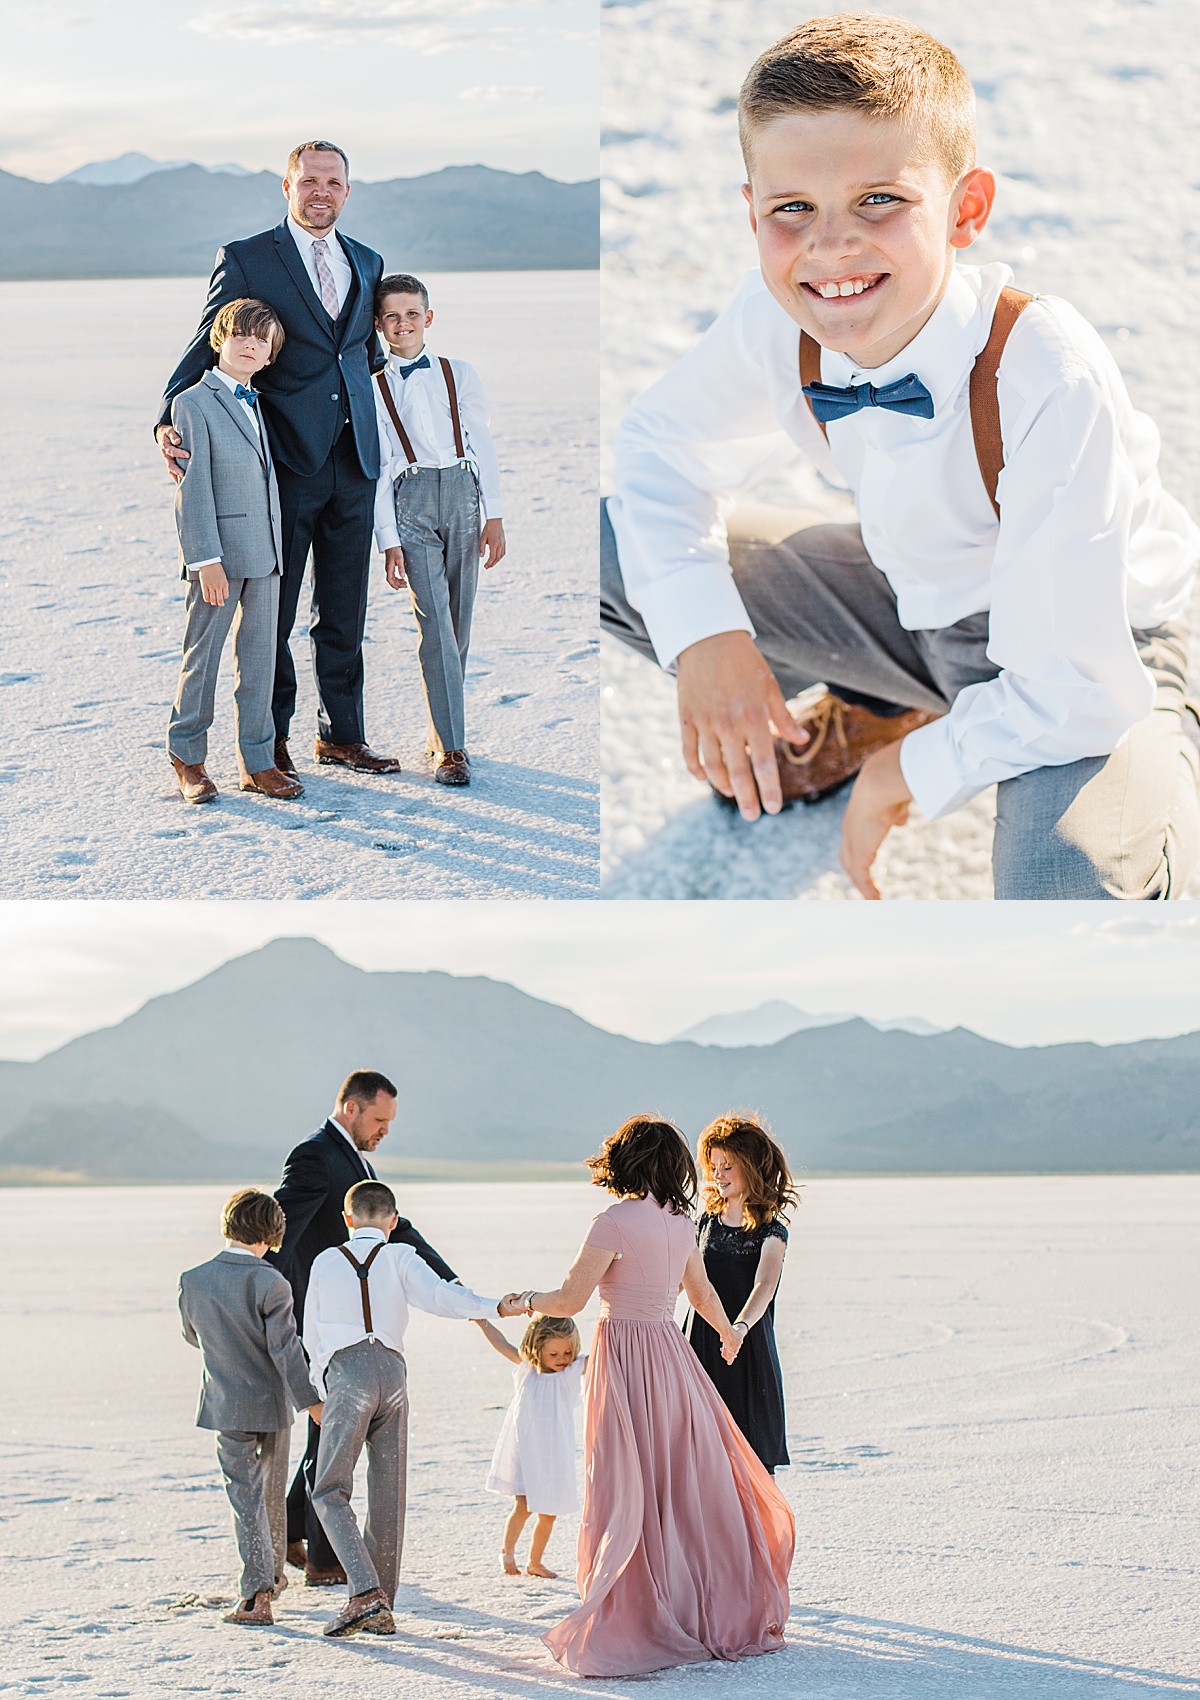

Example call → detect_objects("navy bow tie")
233 383 259 406
802 371 934 424
398 354 431 378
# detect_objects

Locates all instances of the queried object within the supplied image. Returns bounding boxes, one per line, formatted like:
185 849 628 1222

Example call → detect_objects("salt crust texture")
3 1177 1198 1696
601 0 1200 899
0 272 598 899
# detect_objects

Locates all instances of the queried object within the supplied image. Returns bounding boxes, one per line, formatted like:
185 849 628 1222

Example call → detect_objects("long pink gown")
543 1194 795 1677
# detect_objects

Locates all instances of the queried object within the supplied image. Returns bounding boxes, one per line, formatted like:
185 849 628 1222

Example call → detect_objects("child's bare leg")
502 1497 529 1573
526 1514 557 1578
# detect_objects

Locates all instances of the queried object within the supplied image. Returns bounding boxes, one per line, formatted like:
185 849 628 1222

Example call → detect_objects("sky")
0 0 597 184
2 901 1200 1061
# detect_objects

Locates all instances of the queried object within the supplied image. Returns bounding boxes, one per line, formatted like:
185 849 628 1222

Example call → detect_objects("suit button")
331 393 339 401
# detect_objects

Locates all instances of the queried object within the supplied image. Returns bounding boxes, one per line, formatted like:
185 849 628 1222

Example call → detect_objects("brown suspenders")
798 285 1035 518
373 356 466 471
336 1241 386 1341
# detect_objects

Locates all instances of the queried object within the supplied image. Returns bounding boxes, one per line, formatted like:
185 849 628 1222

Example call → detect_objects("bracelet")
733 1320 749 1334
521 1290 536 1313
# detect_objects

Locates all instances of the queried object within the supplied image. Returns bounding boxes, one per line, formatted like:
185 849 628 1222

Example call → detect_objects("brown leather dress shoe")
285 1540 307 1570
322 1587 394 1638
434 749 471 787
223 1591 273 1626
274 737 298 777
170 756 218 805
774 695 941 805
315 739 401 774
240 766 304 800
305 1561 348 1587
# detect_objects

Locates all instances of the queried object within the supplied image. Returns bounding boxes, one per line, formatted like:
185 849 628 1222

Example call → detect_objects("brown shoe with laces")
240 766 304 800
274 737 298 777
322 1587 395 1638
223 1590 273 1626
775 694 941 805
434 749 471 787
315 739 401 774
305 1561 348 1587
170 756 218 805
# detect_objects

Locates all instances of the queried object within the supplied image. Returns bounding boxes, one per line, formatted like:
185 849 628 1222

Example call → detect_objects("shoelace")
778 696 848 767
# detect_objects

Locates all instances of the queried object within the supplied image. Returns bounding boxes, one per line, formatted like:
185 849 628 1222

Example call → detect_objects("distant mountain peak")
56 153 254 187
674 1000 946 1047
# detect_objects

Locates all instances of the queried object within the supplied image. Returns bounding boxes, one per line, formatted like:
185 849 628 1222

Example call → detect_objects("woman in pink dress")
517 1115 795 1677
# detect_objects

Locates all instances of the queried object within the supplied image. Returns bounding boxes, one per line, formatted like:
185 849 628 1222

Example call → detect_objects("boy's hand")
384 546 407 589
839 740 912 900
198 562 229 607
156 424 189 484
480 518 506 569
675 631 808 821
307 1402 324 1425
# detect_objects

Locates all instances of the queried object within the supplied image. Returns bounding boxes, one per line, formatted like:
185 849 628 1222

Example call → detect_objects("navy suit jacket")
157 220 386 479
267 1120 456 1325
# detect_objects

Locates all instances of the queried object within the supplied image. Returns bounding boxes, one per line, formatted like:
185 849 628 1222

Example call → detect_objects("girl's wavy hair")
520 1313 581 1370
697 1114 800 1230
586 1115 697 1216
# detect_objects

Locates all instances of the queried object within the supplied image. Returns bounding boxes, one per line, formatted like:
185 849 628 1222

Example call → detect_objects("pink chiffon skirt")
542 1317 795 1676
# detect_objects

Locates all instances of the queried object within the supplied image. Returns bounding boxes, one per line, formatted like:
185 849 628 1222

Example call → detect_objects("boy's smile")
743 109 995 369
377 293 434 360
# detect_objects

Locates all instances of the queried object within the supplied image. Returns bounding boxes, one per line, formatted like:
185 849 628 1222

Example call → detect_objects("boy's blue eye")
863 192 900 205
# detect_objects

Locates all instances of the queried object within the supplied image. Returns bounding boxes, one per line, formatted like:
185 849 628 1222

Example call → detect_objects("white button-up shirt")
302 1227 499 1396
373 344 503 550
608 262 1199 820
287 216 352 311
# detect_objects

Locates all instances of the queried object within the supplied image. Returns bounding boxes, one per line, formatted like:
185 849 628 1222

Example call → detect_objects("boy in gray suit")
167 299 303 805
179 1188 323 1627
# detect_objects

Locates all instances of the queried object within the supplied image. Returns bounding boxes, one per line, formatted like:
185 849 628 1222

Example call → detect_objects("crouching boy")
372 274 506 787
303 1180 523 1638
179 1188 323 1626
167 298 302 805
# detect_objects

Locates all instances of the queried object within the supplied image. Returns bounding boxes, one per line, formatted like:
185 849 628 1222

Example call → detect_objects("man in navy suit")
266 1068 456 1584
156 141 400 777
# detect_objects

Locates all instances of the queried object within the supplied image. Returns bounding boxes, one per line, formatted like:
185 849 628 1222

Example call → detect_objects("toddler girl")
477 1313 585 1577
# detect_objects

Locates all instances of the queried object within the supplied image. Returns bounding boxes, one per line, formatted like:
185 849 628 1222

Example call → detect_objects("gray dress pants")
215 1427 289 1600
168 570 279 772
601 502 1200 900
393 464 481 754
312 1339 409 1603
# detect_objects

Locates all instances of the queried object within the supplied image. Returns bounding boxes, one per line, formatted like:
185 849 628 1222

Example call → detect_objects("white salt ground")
2 1177 1197 1696
600 0 1200 900
0 272 598 899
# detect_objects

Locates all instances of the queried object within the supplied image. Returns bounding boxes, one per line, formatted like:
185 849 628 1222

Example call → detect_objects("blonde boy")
603 13 1200 900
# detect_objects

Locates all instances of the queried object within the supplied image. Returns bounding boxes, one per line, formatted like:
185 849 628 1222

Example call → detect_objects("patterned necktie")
399 354 431 378
802 371 934 423
311 237 340 320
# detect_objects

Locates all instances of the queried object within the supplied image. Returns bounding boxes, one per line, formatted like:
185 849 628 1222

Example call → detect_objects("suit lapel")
323 1118 371 1181
334 238 364 348
203 370 266 463
274 220 336 342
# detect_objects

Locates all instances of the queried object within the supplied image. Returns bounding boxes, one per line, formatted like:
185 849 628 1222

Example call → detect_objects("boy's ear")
741 182 758 236
949 167 996 251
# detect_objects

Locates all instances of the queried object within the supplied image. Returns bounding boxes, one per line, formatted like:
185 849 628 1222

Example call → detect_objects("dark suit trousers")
274 425 375 746
286 1414 340 1568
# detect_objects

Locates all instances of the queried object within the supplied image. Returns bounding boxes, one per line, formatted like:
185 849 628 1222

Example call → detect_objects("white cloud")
188 0 547 49
459 85 542 101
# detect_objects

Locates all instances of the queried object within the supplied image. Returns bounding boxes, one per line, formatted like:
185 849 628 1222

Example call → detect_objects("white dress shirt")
287 216 352 312
185 368 265 571
325 1114 376 1179
373 343 503 550
302 1226 499 1395
609 261 1199 820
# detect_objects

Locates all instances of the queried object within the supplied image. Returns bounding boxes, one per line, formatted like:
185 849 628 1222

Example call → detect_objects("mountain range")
675 1000 945 1046
0 938 1197 1180
0 160 599 279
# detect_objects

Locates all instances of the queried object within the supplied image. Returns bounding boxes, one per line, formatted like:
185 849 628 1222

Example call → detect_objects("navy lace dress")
685 1215 789 1471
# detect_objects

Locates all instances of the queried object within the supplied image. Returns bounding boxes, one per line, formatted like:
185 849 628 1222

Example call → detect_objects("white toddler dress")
486 1357 584 1515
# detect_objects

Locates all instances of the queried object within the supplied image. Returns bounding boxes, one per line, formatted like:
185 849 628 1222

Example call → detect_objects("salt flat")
601 0 1200 900
2 1176 1197 1697
0 271 598 899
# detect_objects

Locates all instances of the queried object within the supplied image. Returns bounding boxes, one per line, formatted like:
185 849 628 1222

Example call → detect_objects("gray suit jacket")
171 369 283 582
179 1249 319 1432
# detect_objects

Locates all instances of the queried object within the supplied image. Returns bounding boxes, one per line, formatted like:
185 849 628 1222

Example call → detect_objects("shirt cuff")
631 563 756 671
898 717 983 821
185 558 221 572
375 526 401 552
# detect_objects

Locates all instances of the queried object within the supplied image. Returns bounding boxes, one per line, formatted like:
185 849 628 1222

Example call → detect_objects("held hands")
839 740 912 901
307 1402 324 1425
498 1293 529 1318
156 424 189 484
198 562 230 607
676 632 808 821
480 518 506 570
383 546 407 590
720 1324 746 1366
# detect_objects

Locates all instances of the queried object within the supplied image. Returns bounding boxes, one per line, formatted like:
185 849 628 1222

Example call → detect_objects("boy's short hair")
209 298 285 364
337 1069 398 1108
287 139 350 179
738 12 976 185
345 1180 397 1222
222 1187 286 1249
375 272 430 314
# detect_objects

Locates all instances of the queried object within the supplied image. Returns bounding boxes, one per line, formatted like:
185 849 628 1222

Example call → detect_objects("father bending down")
156 140 399 776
